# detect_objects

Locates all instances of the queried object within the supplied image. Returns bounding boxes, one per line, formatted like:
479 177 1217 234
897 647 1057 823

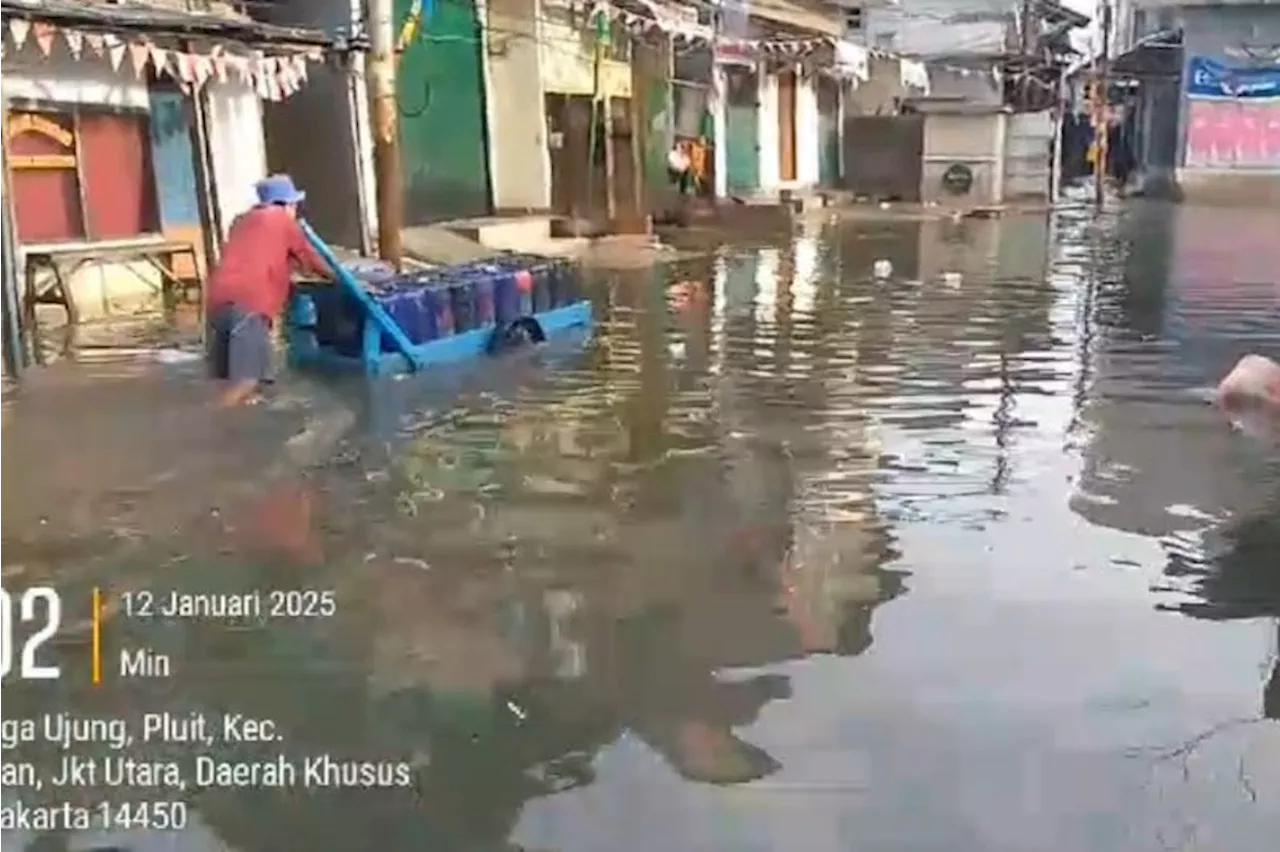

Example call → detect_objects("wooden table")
22 237 201 364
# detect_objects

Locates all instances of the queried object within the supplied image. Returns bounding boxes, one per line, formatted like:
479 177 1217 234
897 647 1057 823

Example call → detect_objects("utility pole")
367 0 404 268
1019 0 1033 110
1093 0 1112 210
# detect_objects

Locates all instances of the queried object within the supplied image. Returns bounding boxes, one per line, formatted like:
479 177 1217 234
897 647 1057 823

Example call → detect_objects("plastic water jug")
492 272 520 323
418 284 454 339
472 275 496 326
529 264 553 313
448 279 477 332
288 291 318 329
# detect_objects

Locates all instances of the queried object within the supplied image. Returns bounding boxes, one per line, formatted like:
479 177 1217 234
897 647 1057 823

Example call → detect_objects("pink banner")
1185 98 1280 167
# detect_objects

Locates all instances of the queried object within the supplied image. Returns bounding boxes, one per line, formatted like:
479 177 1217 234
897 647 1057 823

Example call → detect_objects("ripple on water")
4 204 1280 852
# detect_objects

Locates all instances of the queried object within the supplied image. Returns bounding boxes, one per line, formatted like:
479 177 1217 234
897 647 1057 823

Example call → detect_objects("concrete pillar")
713 64 728 198
796 69 820 186
758 65 780 190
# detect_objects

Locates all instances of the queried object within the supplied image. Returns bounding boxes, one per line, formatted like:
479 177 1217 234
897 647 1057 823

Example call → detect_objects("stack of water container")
310 254 583 358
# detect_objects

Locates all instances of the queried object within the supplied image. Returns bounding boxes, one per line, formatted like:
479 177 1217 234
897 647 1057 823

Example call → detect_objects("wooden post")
1 107 25 378
368 0 405 267
1093 1 1112 210
1049 67 1067 202
344 52 376 258
628 36 649 230
187 68 222 337
1018 0 1032 111
604 94 617 223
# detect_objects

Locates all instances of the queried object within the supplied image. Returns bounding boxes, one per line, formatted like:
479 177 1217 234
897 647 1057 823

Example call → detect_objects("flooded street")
4 202 1280 851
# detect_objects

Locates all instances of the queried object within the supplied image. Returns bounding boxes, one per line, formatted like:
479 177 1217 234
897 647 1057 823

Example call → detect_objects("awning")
0 0 346 50
1112 28 1184 81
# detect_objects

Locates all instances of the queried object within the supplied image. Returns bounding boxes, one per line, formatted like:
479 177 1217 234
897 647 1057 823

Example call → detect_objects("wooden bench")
22 237 202 364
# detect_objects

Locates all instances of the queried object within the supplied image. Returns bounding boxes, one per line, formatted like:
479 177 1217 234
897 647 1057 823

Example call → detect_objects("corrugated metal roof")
0 0 345 48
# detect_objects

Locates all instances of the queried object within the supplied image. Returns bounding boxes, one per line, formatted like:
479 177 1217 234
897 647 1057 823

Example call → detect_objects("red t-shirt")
206 205 330 318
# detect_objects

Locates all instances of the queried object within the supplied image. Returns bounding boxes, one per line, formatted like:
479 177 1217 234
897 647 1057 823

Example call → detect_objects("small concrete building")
712 0 844 198
1111 0 1280 204
0 0 345 359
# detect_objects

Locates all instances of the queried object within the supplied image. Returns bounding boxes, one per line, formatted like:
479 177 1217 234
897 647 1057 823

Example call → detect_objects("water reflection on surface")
3 202 1280 851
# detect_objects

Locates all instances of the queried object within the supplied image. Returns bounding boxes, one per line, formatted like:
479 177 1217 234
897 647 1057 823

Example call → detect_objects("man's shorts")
207 303 272 383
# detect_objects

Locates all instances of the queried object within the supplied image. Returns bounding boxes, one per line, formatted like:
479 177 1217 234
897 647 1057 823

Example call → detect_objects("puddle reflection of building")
1070 203 1277 538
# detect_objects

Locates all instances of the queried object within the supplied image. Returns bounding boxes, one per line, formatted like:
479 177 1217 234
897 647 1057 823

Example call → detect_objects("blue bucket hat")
255 173 306 206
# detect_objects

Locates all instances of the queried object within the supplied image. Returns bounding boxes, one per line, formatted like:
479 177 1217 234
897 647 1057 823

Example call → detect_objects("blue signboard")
1186 56 1280 99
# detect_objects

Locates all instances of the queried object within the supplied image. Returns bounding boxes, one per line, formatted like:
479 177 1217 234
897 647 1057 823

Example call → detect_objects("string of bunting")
587 0 1057 93
2 17 323 101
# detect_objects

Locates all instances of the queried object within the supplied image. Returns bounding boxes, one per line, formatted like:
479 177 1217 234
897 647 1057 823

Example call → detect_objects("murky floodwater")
4 201 1280 851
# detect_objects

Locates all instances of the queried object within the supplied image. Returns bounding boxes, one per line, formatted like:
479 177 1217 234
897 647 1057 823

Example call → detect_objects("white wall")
755 66 823 192
796 72 820 186
758 69 780 190
205 81 269 236
2 47 149 109
484 0 552 210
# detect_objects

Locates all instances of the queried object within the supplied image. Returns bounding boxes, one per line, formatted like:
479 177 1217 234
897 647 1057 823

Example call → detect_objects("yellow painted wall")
539 17 631 97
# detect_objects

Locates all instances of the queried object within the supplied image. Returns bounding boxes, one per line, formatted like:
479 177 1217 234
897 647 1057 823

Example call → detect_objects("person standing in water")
205 174 333 407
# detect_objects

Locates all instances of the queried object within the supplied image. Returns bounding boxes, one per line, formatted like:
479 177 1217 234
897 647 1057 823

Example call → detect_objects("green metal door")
396 0 492 223
817 76 840 187
724 67 759 195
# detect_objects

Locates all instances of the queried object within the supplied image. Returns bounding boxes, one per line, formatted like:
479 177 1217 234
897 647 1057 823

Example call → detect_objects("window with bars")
7 105 161 244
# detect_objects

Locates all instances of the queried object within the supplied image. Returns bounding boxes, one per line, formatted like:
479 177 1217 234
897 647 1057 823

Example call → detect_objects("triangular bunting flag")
175 52 195 83
103 34 126 71
128 41 149 77
85 31 104 57
63 29 83 60
9 18 30 50
210 51 229 84
193 55 214 87
280 63 296 97
254 55 274 100
32 22 55 56
149 44 169 76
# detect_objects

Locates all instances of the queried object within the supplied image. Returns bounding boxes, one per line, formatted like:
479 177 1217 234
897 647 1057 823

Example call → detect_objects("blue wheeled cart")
285 220 593 376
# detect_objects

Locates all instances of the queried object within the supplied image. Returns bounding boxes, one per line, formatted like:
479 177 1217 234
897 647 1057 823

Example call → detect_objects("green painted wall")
396 0 492 223
724 71 760 195
818 93 840 187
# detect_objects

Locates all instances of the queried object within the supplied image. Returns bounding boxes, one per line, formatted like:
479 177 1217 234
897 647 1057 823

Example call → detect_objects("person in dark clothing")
205 174 332 407
1106 119 1135 191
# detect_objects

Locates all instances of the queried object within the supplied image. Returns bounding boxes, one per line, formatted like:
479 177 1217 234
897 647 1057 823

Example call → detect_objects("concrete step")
442 215 554 252
401 225 500 266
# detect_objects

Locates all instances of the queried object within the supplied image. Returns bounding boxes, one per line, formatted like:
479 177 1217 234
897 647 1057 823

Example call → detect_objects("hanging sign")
1187 56 1280 100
